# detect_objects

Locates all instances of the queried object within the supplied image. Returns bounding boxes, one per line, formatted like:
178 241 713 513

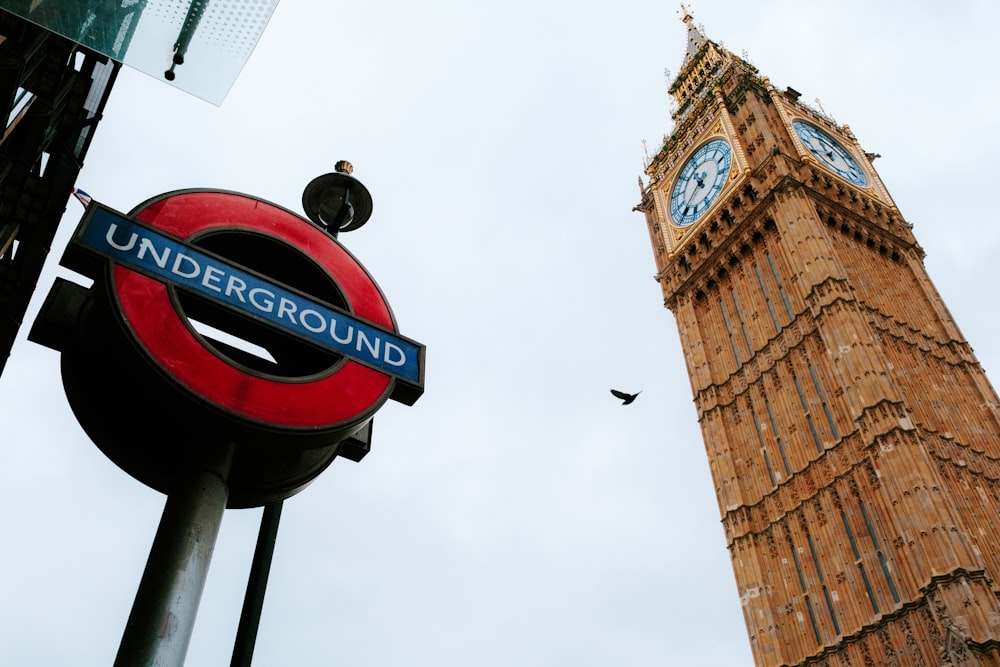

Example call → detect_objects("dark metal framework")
0 9 119 374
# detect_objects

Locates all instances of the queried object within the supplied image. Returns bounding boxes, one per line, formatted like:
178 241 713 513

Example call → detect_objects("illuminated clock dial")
793 121 868 187
669 139 733 226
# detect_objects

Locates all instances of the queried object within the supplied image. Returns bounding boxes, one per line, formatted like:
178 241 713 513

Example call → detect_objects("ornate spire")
678 4 708 71
668 3 725 120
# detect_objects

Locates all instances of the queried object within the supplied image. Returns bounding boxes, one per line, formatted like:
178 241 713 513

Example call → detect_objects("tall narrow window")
750 403 778 485
791 543 823 644
754 263 781 333
808 363 840 441
731 288 754 354
767 253 794 320
760 448 776 486
860 501 901 604
765 398 791 474
842 510 880 614
808 533 841 636
719 299 742 368
794 374 823 452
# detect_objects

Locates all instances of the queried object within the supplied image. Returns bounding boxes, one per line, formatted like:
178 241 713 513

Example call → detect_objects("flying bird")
610 389 642 405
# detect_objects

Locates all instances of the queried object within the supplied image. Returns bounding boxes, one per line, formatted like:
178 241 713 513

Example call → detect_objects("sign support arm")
230 500 283 667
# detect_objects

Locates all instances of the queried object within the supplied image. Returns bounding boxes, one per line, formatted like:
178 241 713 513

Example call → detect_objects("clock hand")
817 140 840 165
686 179 705 204
691 171 707 195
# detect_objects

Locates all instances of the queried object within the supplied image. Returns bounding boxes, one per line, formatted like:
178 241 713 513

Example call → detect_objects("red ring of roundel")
112 191 394 429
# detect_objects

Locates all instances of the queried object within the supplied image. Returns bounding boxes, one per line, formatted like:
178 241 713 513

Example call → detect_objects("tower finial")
675 3 709 76
680 3 694 24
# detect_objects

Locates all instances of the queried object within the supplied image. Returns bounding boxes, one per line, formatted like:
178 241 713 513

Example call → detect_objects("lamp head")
302 161 373 237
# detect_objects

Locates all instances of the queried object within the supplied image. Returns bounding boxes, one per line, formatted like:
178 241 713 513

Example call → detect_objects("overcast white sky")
3 2 1000 666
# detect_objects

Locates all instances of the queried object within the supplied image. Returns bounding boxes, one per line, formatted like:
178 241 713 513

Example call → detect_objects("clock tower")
636 9 1000 667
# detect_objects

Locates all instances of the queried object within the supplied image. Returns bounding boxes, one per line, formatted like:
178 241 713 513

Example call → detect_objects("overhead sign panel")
0 0 278 105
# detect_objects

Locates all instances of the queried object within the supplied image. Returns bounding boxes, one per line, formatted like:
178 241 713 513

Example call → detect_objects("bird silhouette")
610 389 641 405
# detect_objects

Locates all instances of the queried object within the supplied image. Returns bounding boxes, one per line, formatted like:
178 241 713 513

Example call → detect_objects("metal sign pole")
114 443 234 667
230 500 283 667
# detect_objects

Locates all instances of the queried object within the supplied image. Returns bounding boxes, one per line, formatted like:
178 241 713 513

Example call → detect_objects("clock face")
669 139 733 226
793 121 868 187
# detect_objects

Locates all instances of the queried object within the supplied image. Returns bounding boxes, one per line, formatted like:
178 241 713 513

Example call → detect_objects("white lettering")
355 330 379 359
97 222 411 376
383 342 406 367
277 297 298 324
248 288 275 313
137 237 170 268
299 309 326 333
330 319 353 345
225 275 247 302
105 223 137 251
201 265 224 292
171 253 200 279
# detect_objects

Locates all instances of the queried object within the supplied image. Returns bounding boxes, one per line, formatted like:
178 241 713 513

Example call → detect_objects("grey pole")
114 443 234 667
231 500 283 667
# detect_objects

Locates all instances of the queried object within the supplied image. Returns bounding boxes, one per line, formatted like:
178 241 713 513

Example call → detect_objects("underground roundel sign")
51 191 424 504
69 190 423 424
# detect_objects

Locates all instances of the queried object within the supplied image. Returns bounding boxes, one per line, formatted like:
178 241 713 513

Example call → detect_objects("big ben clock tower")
636 8 1000 667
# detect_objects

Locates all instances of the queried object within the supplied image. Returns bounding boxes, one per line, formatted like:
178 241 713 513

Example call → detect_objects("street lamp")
301 160 373 237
